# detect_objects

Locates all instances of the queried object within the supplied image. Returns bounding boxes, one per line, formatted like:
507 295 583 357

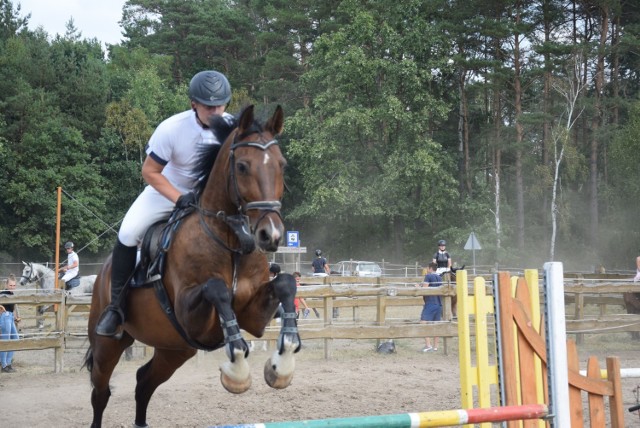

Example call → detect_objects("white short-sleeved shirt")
145 110 233 192
67 251 79 277
118 109 233 247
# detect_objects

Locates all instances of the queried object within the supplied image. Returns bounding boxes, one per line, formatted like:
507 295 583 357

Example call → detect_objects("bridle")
20 262 50 287
196 134 283 256
20 263 39 284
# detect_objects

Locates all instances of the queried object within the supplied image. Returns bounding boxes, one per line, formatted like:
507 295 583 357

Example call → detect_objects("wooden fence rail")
1 275 639 371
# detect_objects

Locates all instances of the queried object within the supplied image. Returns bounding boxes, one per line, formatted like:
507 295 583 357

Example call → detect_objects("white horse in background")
19 261 96 328
19 261 96 295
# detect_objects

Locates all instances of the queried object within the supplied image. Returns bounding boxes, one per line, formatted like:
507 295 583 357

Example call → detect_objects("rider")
96 70 234 337
60 241 80 288
311 249 330 276
432 239 452 275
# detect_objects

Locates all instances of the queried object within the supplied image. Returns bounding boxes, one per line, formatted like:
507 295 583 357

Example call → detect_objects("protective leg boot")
96 240 138 337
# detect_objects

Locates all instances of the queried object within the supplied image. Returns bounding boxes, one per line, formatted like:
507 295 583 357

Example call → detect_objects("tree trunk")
458 67 471 196
541 0 553 235
589 4 609 249
513 5 525 251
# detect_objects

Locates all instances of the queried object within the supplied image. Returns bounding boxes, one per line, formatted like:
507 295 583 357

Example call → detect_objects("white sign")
464 232 482 250
287 231 299 247
277 246 307 254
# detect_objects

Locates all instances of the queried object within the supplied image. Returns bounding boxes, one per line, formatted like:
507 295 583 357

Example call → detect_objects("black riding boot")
95 240 137 337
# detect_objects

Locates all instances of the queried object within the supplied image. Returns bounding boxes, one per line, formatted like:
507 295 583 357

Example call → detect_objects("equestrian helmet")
315 249 322 256
188 70 231 106
438 239 446 246
64 241 74 249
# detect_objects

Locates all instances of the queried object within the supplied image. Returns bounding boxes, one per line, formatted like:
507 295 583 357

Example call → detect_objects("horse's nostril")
259 229 270 244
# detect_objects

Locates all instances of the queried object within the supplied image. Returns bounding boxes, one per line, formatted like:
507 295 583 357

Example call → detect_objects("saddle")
132 212 187 288
66 276 80 290
58 271 80 290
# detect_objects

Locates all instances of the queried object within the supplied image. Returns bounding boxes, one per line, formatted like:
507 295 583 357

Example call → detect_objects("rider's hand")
176 192 197 209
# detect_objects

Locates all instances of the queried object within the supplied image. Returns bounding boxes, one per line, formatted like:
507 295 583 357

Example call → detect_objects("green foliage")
0 0 638 270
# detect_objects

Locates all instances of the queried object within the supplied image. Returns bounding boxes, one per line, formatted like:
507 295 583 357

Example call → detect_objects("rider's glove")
176 192 197 209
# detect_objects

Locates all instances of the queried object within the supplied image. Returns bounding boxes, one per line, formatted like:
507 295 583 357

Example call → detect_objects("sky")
17 0 128 46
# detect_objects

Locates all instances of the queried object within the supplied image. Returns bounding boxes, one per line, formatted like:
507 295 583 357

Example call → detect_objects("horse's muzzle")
255 214 284 252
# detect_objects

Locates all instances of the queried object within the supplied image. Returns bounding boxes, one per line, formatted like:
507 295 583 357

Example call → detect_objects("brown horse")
84 105 300 428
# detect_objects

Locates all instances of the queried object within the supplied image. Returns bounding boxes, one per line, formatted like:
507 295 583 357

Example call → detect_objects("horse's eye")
236 161 249 175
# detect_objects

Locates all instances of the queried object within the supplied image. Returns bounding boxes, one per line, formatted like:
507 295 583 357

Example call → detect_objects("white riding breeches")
118 186 177 247
61 271 77 283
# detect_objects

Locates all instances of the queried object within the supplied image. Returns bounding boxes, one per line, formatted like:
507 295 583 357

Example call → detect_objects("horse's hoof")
220 370 251 394
264 357 294 389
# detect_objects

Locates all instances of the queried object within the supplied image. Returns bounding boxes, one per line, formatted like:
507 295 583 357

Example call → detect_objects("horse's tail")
82 346 94 373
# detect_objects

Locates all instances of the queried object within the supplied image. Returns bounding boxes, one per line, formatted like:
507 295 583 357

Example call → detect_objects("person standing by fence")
417 262 443 352
311 249 330 276
0 274 20 372
634 255 640 282
293 272 311 319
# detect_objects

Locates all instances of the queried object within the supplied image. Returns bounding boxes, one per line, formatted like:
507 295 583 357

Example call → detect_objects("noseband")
197 136 283 255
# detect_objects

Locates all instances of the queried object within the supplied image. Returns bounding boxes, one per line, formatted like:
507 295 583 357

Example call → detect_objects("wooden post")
54 291 66 373
574 293 584 345
375 293 386 350
323 294 333 360
55 186 62 286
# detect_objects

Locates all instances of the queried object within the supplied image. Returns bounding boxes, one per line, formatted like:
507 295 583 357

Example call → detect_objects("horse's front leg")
264 273 301 389
201 278 251 394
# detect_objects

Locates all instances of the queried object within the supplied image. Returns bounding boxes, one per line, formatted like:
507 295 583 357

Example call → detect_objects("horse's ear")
266 105 284 136
22 261 27 266
237 104 255 133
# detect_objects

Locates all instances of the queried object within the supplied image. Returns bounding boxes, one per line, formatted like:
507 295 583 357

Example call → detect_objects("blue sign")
287 231 299 247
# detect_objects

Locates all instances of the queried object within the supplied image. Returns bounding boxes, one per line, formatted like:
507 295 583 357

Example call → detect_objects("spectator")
417 262 443 352
60 241 80 288
432 239 452 275
311 249 330 276
1 274 20 372
292 272 311 319
634 255 640 283
96 70 233 337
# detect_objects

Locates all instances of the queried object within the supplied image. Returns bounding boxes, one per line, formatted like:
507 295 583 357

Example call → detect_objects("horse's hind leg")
134 348 196 427
264 273 300 389
89 334 135 428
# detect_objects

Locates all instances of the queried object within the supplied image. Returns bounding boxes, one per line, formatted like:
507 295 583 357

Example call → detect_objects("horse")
19 261 96 295
84 105 300 428
19 261 96 327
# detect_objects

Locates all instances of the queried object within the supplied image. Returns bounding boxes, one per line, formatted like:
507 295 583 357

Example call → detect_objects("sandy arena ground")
2 334 640 428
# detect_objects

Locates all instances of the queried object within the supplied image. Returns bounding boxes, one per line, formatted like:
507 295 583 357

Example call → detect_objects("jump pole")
543 262 570 427
209 404 548 428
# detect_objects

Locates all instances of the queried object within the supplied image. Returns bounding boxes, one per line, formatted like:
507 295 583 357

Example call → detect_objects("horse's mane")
192 106 266 196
